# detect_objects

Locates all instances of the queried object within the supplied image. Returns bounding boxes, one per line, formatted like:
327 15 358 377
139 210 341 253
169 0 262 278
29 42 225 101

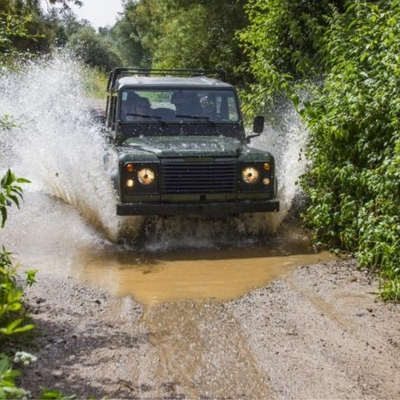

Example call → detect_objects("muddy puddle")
5 194 333 307
17 239 334 307
71 246 334 307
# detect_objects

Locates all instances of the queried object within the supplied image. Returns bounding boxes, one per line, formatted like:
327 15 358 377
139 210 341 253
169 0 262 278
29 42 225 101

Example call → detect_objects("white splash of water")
0 55 142 244
247 101 308 233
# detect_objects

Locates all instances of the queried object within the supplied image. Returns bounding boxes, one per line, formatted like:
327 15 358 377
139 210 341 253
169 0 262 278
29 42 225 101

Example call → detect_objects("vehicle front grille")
161 159 237 194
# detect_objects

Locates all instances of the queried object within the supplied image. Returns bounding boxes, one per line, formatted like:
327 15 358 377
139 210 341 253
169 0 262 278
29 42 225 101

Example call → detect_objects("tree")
68 27 124 71
237 0 346 116
105 1 146 67
0 0 83 57
114 0 248 83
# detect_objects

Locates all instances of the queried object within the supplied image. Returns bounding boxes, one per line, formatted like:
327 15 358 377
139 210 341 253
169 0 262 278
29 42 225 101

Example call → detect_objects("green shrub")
81 67 108 100
67 27 124 72
0 167 74 399
237 0 346 118
0 168 34 399
300 0 400 300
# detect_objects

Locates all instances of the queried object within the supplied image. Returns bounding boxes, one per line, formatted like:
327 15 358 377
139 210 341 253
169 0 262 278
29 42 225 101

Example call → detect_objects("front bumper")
117 200 279 217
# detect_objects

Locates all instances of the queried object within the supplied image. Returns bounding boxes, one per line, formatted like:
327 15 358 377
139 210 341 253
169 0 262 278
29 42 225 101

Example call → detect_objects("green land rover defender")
104 68 279 217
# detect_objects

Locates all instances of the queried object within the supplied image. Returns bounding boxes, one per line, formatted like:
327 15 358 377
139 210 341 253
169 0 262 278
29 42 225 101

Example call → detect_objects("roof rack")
106 68 227 92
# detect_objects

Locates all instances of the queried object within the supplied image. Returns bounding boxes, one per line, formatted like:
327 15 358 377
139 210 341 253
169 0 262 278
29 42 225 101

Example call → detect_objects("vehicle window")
119 89 240 123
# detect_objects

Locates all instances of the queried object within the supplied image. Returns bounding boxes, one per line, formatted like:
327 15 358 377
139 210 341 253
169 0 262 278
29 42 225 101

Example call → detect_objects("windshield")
119 89 240 123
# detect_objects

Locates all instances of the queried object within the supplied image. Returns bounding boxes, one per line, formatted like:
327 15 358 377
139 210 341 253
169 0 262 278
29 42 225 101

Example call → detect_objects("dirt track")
20 259 400 399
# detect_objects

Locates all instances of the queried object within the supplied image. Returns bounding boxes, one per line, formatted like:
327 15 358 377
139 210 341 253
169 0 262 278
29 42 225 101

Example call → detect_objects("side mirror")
253 116 264 134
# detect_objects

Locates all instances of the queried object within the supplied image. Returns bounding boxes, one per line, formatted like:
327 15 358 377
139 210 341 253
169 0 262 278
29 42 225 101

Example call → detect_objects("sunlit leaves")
238 0 346 117
118 0 248 83
0 169 30 228
300 0 400 301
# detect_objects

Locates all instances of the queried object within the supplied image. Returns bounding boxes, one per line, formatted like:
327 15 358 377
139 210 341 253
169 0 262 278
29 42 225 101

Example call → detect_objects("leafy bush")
81 67 108 100
67 27 124 72
0 168 34 399
0 169 29 228
237 0 346 117
300 0 400 300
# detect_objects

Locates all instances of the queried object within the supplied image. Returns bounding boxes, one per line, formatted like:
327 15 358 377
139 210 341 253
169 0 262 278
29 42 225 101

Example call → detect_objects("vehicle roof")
118 76 234 89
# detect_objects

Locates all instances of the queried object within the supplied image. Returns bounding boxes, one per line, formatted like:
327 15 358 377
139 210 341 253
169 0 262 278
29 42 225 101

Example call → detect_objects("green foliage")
0 116 17 132
300 0 400 301
0 0 97 67
0 168 74 399
67 27 124 72
238 0 345 117
40 388 76 399
0 11 36 64
0 172 34 399
115 0 248 83
24 269 38 287
0 247 35 336
105 1 146 67
0 354 27 400
0 169 30 228
81 66 108 100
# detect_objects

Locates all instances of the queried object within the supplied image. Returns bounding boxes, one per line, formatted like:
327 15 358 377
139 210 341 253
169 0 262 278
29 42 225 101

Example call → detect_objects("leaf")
16 178 30 184
0 354 11 376
1 207 6 228
40 388 76 399
7 195 19 208
0 318 23 335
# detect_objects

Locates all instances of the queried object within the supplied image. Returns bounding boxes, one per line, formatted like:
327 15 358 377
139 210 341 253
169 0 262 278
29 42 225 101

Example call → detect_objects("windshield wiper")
126 113 167 126
175 114 215 125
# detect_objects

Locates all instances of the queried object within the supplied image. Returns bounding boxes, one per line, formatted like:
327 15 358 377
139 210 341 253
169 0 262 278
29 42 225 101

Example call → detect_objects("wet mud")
20 259 400 399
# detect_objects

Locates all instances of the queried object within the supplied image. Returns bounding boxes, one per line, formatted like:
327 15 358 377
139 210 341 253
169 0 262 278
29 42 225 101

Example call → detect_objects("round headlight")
242 167 259 184
126 179 135 188
137 168 155 185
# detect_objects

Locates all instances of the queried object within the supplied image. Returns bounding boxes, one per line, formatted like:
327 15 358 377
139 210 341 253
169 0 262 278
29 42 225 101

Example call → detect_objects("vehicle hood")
121 136 243 158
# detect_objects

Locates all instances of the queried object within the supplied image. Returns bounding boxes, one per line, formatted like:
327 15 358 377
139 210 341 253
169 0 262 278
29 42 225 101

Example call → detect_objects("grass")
81 67 108 100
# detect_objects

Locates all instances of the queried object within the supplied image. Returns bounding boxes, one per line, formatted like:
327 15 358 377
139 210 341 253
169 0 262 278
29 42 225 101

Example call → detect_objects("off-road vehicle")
104 68 279 217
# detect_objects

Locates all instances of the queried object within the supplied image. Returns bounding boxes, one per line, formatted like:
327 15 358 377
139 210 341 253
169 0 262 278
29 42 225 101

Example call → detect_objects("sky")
69 0 124 29
42 0 124 29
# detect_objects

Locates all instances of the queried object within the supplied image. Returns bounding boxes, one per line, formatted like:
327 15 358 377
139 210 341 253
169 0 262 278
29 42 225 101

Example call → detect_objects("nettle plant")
0 169 36 399
0 159 74 400
300 0 400 300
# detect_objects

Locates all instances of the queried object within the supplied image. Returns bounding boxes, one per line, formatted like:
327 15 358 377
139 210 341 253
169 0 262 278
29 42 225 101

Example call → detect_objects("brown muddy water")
20 239 333 308
3 193 334 307
68 246 334 307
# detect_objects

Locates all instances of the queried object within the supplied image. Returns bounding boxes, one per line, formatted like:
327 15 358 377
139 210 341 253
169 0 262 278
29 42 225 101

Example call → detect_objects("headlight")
242 167 259 184
137 168 155 185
